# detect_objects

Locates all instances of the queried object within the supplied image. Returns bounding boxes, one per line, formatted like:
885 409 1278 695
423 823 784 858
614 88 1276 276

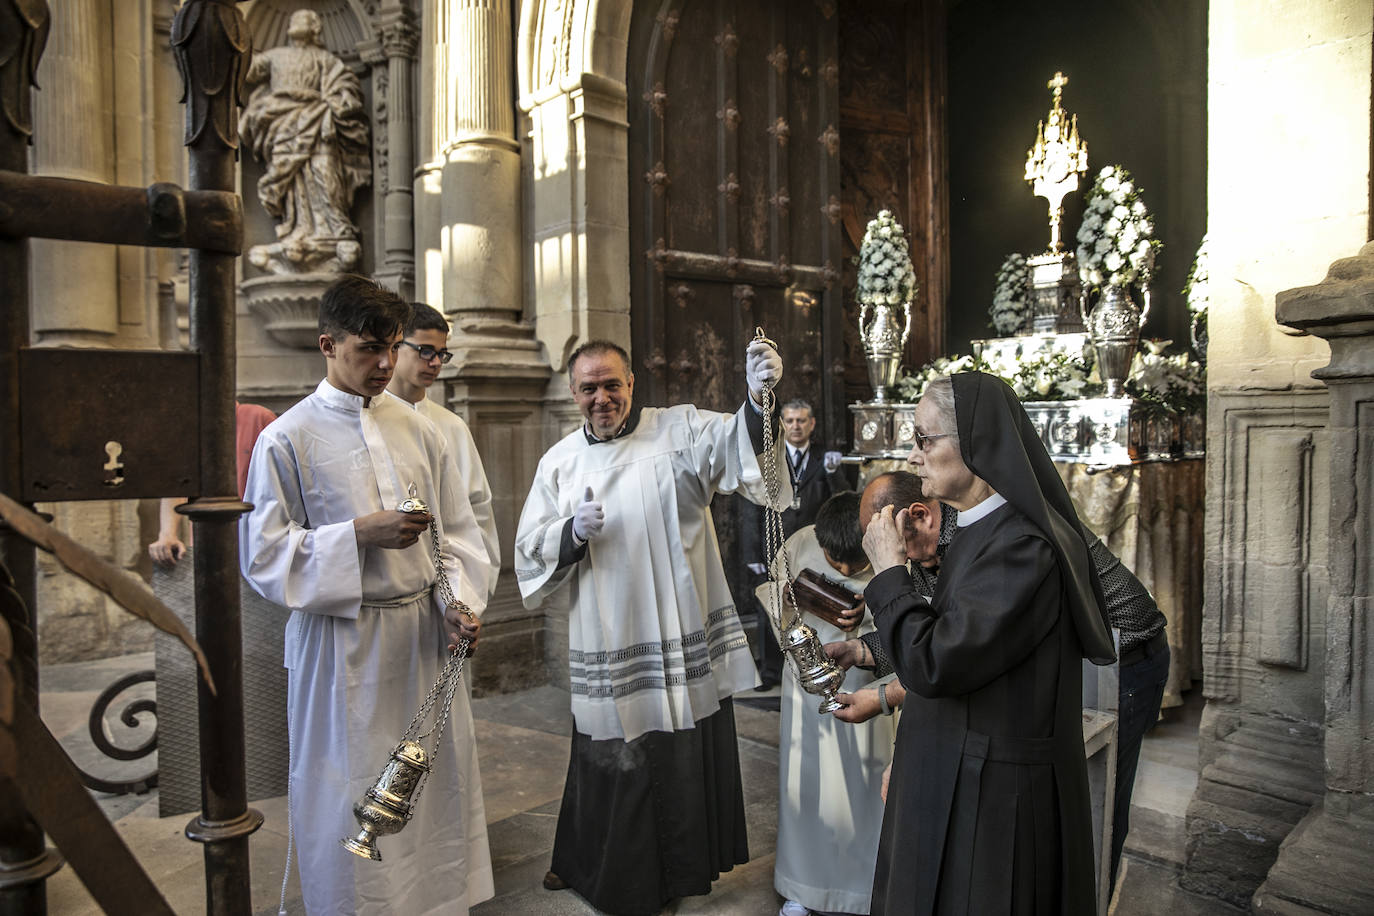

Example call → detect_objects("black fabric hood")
951 371 1116 664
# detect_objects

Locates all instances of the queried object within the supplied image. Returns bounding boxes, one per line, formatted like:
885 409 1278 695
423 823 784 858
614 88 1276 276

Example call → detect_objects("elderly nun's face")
907 394 980 507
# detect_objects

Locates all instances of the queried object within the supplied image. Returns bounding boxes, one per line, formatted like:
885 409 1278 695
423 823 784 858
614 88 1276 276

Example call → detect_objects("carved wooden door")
628 0 949 432
628 0 845 438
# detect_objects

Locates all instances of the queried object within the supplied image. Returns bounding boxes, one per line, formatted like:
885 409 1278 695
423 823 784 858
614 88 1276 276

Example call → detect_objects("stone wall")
1184 0 1373 905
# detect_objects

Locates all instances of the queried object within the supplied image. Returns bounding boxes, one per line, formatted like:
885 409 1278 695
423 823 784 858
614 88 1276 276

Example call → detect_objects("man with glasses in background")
385 302 500 591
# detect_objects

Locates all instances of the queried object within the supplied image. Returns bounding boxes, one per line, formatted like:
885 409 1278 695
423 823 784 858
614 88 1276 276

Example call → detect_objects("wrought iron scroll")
75 670 159 797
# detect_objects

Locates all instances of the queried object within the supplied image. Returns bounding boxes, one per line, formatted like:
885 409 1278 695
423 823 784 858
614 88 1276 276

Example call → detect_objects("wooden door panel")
630 0 842 424
660 5 720 255
839 0 949 389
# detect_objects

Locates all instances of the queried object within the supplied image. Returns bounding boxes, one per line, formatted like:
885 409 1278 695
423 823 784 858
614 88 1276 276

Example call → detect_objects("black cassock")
865 500 1098 915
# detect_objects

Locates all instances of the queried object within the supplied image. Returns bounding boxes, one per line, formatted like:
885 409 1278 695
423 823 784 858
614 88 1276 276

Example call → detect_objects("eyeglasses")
913 432 953 452
402 340 453 364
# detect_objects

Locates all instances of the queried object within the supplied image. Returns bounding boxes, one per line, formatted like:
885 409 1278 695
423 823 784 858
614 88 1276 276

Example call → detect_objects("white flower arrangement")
1009 350 1095 401
856 209 917 305
894 353 979 402
1075 165 1163 291
1184 234 1208 316
989 253 1033 335
1126 341 1205 412
895 349 1094 403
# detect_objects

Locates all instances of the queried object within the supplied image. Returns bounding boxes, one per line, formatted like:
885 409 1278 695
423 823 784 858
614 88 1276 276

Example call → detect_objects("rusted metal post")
0 4 63 914
170 3 262 913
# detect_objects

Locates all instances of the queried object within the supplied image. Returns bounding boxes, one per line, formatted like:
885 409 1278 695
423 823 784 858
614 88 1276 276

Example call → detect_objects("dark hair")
406 302 450 336
319 275 411 342
814 491 865 565
869 470 933 511
568 339 631 376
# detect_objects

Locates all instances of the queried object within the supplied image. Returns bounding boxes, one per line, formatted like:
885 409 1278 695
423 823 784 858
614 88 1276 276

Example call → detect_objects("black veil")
951 372 1116 664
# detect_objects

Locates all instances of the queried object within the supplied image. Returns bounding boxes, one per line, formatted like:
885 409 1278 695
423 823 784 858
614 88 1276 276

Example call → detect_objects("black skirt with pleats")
550 699 750 916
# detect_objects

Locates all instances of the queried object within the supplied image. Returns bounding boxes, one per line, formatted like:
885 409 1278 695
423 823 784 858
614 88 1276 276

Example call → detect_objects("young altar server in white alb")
755 490 895 916
515 338 789 916
240 275 495 915
384 301 500 593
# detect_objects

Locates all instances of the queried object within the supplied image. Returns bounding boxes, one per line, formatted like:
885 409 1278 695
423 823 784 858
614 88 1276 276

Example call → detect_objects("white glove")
746 340 784 403
823 450 843 474
572 486 604 542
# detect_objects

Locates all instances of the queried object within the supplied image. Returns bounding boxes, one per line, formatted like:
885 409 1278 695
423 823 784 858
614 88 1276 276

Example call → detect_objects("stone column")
372 3 418 300
418 0 551 693
29 0 118 346
1250 244 1374 914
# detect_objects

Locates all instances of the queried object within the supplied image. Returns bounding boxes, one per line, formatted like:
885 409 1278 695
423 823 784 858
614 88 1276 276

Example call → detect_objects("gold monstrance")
1025 71 1088 253
1023 71 1090 333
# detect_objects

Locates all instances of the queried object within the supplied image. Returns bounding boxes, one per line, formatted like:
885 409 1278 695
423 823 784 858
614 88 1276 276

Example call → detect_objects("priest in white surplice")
240 276 495 916
515 338 788 915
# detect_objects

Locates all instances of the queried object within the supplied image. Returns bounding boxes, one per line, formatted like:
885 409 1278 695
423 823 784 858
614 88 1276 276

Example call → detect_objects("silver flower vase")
1084 285 1148 398
858 299 912 402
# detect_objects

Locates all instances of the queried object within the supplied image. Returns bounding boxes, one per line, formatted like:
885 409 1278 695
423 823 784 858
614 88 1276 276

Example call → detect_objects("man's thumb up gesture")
573 486 605 542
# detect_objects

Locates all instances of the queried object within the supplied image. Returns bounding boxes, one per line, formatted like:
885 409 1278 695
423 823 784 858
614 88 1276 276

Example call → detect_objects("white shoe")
779 901 810 916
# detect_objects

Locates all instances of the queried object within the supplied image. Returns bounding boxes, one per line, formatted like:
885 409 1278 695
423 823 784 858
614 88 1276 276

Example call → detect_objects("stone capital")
1276 241 1374 379
379 8 419 60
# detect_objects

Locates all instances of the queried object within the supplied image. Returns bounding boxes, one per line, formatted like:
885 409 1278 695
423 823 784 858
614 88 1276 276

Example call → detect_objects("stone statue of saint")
240 9 371 274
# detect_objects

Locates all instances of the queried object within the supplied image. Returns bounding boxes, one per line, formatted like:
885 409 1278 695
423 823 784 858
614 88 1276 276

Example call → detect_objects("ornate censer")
752 327 847 714
341 486 475 861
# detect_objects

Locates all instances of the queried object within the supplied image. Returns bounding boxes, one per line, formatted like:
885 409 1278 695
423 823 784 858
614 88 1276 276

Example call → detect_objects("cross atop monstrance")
1024 71 1089 253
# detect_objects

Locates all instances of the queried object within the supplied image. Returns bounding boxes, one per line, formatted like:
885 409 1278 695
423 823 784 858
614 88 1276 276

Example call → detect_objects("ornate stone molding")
1277 241 1374 378
380 12 418 60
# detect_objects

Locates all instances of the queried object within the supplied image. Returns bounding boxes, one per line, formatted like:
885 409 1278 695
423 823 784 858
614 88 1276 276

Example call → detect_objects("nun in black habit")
860 371 1116 915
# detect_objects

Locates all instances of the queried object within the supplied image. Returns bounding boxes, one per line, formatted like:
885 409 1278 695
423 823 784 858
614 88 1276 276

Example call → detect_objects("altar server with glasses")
385 301 500 592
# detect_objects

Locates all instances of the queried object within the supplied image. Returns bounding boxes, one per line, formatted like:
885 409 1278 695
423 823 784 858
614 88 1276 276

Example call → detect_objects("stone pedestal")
1247 241 1374 913
441 367 551 695
240 274 339 350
